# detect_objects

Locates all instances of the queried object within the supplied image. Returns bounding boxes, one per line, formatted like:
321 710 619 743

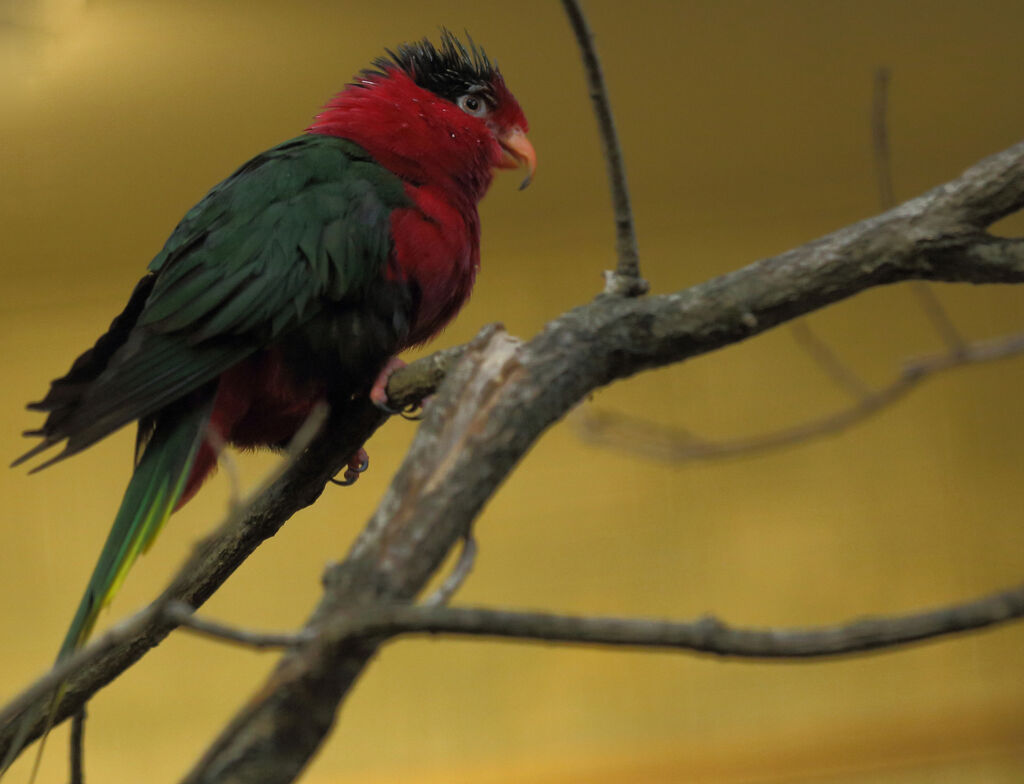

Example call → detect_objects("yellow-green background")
2 1 1023 782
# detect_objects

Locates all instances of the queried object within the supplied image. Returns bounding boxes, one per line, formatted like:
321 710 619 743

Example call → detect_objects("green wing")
17 134 410 471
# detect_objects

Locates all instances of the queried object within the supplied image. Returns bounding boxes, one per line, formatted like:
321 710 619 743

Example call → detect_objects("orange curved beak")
497 127 537 190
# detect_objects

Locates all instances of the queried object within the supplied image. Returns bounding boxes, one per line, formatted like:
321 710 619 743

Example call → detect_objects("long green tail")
57 401 212 660
2 400 212 780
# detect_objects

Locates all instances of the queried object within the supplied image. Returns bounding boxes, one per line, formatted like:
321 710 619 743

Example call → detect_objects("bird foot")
370 357 426 419
329 448 369 486
370 357 407 411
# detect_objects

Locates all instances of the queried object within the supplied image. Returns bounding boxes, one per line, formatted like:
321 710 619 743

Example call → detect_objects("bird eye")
457 93 488 117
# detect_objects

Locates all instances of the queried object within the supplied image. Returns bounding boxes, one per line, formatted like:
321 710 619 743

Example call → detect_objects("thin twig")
912 283 969 353
575 331 1024 462
423 534 478 606
68 710 85 784
346 584 1024 658
790 321 873 400
160 583 1024 660
872 67 896 211
560 0 646 296
164 602 310 649
873 66 967 351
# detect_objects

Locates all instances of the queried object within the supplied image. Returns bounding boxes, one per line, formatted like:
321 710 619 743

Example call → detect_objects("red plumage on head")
307 31 533 344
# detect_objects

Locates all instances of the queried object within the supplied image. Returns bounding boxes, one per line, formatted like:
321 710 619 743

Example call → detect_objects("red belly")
176 350 324 508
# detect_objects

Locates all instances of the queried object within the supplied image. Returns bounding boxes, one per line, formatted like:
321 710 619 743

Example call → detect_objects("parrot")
8 29 534 771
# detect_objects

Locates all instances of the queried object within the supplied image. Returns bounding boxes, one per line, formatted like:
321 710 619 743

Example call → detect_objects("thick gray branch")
3 140 1024 779
179 139 1024 784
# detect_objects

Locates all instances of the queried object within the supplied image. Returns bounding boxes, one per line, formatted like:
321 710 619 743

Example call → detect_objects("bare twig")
146 582 1024 660
165 602 310 649
577 72 1024 465
423 534 479 606
872 67 896 211
790 321 873 400
333 583 1024 659
873 66 967 351
68 710 85 784
575 331 1024 462
560 0 646 296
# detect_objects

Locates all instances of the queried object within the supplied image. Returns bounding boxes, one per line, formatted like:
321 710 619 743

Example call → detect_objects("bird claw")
369 357 427 419
376 401 423 421
329 449 369 486
370 356 407 412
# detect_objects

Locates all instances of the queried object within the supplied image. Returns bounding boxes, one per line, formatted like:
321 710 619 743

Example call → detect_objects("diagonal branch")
3 136 1023 776
4 137 1024 775
4 131 1024 784
0 349 455 766
180 140 1024 783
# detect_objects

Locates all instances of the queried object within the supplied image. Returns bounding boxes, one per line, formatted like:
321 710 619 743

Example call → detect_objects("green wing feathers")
57 397 212 661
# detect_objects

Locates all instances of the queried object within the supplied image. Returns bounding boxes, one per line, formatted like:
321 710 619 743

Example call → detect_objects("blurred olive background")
2 1 1024 782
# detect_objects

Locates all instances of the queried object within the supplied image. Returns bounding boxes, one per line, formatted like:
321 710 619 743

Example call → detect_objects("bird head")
309 31 536 202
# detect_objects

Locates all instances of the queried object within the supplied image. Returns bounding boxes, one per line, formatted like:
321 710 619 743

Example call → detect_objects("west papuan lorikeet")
15 32 534 678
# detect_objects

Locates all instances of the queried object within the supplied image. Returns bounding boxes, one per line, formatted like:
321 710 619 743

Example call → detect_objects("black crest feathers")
372 29 500 102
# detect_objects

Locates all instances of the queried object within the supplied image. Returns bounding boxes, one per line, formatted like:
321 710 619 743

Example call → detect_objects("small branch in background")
790 321 873 400
148 582 1024 661
574 332 1024 462
579 65 1024 465
560 0 647 296
871 67 896 211
911 282 969 354
873 66 967 352
423 534 479 606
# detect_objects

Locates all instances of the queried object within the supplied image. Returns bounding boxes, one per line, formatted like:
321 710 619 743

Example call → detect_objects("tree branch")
179 138 1024 782
560 0 646 296
4 137 1024 775
167 583 1024 661
4 55 1024 784
0 349 456 766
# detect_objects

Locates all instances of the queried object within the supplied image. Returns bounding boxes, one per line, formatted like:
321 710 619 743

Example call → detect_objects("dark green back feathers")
16 134 410 471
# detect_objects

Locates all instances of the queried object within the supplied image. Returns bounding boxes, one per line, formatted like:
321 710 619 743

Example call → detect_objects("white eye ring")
457 93 488 117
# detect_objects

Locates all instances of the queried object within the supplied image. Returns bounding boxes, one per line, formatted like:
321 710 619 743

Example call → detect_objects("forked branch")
577 65 1024 465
